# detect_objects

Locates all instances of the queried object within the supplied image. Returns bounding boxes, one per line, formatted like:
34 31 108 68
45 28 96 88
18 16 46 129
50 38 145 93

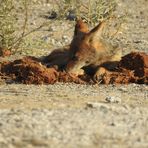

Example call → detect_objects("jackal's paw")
93 67 107 83
68 68 84 76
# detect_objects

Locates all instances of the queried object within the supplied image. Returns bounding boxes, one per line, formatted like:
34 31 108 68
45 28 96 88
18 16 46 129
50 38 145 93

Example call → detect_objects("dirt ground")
0 0 148 148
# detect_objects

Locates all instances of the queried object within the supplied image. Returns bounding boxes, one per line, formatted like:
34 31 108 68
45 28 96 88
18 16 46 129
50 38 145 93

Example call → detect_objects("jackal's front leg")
66 59 86 76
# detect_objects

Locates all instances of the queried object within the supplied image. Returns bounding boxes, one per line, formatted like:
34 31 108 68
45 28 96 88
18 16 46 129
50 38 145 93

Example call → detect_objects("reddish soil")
0 52 147 85
0 56 85 84
100 52 148 84
120 52 148 77
0 57 58 84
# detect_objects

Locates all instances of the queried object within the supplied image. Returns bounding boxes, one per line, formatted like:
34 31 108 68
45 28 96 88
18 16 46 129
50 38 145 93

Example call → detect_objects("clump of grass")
0 0 17 50
52 0 117 25
0 0 29 53
86 0 117 25
0 0 38 54
53 0 126 41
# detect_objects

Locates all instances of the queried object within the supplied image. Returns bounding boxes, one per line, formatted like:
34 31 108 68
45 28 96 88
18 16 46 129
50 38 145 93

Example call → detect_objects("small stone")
118 87 127 92
110 122 115 126
66 10 76 21
30 138 48 146
42 36 49 42
30 21 36 25
105 96 121 103
62 35 68 40
48 26 56 31
65 39 69 43
87 102 102 108
47 11 57 19
86 102 109 113
133 40 142 43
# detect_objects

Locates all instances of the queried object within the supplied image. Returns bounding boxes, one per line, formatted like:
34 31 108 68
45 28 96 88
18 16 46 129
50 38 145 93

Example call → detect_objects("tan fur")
66 21 122 75
44 20 122 76
43 20 89 70
43 45 70 69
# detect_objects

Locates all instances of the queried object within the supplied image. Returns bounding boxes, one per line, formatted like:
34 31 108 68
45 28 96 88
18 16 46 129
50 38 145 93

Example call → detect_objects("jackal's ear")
88 21 106 39
74 19 89 36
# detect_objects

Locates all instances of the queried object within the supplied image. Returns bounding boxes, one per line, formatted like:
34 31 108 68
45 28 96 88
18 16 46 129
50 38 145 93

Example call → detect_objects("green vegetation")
0 0 17 49
0 0 119 54
53 0 117 25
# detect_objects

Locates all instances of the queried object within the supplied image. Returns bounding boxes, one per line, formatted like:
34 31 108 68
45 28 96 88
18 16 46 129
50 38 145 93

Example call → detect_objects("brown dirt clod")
0 52 147 85
100 52 148 84
1 56 58 84
120 52 148 77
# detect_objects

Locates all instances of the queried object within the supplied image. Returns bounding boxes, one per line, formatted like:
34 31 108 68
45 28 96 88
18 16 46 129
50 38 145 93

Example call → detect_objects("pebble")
118 87 127 92
86 102 109 113
62 35 68 40
66 10 76 21
48 26 56 31
105 96 121 103
42 36 49 42
62 35 70 43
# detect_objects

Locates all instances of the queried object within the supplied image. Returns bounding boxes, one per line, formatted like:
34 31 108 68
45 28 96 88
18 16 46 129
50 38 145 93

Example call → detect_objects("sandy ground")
0 0 148 148
0 84 148 148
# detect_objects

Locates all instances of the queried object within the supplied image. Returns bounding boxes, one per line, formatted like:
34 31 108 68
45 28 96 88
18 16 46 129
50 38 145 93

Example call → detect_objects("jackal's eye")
85 60 89 64
71 56 78 61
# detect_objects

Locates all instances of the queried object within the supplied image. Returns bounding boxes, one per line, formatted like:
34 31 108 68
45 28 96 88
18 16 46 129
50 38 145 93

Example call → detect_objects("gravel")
0 0 148 147
105 96 122 103
0 84 148 147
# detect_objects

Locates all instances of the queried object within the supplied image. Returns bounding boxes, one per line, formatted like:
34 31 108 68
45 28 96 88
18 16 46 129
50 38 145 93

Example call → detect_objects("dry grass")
0 0 124 53
52 0 117 25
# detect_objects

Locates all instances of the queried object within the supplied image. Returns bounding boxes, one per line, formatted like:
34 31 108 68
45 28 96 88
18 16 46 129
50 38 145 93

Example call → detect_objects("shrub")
53 0 117 25
0 0 29 52
0 0 17 50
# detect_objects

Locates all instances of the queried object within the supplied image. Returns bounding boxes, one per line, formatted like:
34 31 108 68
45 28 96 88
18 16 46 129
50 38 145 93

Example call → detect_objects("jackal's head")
71 21 106 59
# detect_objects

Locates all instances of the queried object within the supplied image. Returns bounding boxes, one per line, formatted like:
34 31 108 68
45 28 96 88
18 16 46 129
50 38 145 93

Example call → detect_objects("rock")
118 87 128 92
30 138 48 146
105 96 121 103
47 11 57 19
86 102 109 113
66 10 76 21
62 35 70 43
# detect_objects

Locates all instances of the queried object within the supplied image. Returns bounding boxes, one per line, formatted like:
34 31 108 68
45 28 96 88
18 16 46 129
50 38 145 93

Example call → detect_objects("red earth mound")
98 52 148 84
0 56 85 84
0 52 147 85
120 52 148 77
0 57 58 84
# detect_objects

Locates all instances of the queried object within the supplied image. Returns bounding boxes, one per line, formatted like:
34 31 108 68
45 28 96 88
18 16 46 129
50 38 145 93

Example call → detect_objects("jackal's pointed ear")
88 21 106 39
74 19 89 36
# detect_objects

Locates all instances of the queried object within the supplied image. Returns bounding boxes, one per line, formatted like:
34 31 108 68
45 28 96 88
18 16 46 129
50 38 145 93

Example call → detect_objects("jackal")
66 20 122 76
43 20 89 70
44 20 122 77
